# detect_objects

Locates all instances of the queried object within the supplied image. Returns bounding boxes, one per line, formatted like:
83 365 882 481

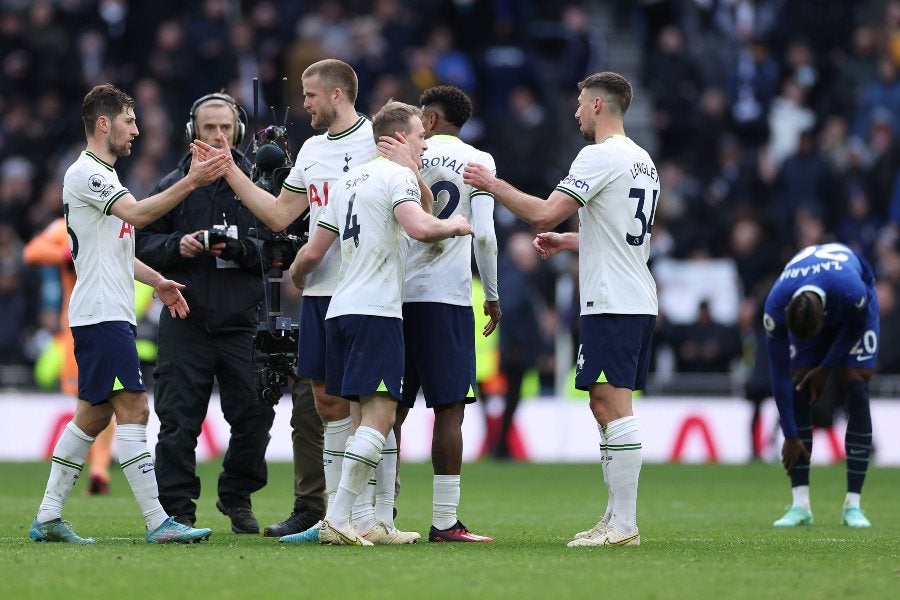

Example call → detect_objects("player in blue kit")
763 242 876 528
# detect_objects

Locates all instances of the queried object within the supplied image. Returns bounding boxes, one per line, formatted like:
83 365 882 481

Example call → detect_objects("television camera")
246 78 307 405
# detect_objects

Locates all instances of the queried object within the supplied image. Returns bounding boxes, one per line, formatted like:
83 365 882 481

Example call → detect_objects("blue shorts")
72 321 146 405
297 296 330 380
325 314 404 402
401 302 477 408
575 314 656 392
790 293 880 369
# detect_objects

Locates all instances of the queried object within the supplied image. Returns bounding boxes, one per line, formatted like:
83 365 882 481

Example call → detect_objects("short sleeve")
77 169 129 215
390 167 421 208
555 146 614 207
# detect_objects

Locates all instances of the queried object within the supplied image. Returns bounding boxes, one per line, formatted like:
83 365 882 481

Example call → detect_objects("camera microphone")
254 143 285 172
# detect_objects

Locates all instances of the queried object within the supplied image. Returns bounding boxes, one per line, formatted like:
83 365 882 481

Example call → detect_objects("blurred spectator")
491 86 562 208
864 108 900 220
838 183 883 265
670 299 742 374
768 128 837 245
0 223 28 363
0 156 36 241
729 209 778 296
725 37 780 148
492 231 553 459
645 25 702 162
765 77 815 171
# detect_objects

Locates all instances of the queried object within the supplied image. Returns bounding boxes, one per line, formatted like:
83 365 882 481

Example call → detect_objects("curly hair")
420 85 472 129
786 291 825 339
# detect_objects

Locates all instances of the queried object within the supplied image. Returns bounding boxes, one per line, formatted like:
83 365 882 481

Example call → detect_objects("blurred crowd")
2 0 900 396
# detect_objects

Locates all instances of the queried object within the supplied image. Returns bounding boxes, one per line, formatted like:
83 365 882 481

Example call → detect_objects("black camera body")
244 110 304 405
194 225 230 250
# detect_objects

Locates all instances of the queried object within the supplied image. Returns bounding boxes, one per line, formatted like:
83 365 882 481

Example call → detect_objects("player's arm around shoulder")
395 198 472 242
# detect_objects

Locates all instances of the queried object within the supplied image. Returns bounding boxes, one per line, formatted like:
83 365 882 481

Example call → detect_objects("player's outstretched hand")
186 141 231 186
781 437 811 474
533 232 563 259
155 279 190 319
794 365 828 405
483 300 501 337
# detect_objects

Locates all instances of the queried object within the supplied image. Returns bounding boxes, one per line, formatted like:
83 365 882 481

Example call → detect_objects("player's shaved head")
303 59 358 105
786 291 825 339
578 72 632 117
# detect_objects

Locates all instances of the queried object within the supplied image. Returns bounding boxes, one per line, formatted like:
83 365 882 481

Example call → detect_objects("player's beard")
580 121 595 142
311 104 337 130
108 127 133 158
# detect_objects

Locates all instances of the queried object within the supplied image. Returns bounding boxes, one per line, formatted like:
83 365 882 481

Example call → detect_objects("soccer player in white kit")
29 83 229 544
214 60 394 537
398 85 500 542
464 72 660 547
285 101 473 546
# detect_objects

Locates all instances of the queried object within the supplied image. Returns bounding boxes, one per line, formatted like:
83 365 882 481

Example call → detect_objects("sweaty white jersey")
556 135 659 316
319 158 421 319
283 116 376 296
64 150 137 326
404 134 498 305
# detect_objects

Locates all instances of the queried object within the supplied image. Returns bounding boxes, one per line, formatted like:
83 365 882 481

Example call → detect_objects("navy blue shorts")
325 314 404 402
790 293 880 369
72 321 146 405
575 314 656 392
401 302 477 408
297 296 330 380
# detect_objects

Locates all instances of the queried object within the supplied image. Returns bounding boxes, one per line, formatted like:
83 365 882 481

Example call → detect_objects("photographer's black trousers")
152 314 276 522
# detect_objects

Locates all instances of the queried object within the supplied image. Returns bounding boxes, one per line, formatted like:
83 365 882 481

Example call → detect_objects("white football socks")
117 424 167 530
374 429 398 527
327 426 384 528
36 421 93 523
792 485 811 511
324 417 351 512
432 475 461 530
603 416 642 534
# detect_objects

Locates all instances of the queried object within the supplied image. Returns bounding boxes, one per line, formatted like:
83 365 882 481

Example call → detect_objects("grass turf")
0 461 897 599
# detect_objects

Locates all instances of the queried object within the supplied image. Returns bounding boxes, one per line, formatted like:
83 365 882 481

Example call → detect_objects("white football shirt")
64 150 137 326
555 135 659 316
282 116 376 296
319 158 421 319
404 134 499 305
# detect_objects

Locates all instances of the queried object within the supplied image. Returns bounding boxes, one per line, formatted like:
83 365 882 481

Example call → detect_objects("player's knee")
315 394 349 422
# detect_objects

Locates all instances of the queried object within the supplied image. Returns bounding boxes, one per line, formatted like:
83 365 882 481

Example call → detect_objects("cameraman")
135 92 275 534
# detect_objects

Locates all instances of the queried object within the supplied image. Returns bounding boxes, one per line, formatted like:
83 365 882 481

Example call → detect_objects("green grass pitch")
1 461 897 599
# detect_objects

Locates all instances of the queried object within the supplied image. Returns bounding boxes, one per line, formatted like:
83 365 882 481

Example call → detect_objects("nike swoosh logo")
855 297 866 309
304 163 314 171
603 533 640 546
856 355 874 362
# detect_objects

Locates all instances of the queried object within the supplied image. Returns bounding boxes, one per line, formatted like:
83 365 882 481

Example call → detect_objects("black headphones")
185 93 247 145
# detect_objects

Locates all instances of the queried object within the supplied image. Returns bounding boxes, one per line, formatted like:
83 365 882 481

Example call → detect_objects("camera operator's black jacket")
135 150 264 332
